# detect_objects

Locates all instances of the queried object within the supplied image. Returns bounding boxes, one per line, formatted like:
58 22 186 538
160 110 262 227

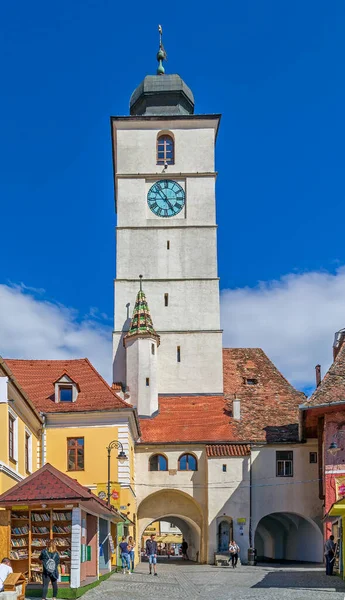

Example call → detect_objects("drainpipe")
41 413 46 467
249 448 253 548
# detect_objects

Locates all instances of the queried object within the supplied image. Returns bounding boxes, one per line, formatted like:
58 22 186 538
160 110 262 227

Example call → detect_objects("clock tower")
111 30 223 409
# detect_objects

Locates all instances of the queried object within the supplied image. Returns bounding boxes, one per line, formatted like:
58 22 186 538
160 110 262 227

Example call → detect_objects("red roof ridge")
0 463 119 516
82 357 131 408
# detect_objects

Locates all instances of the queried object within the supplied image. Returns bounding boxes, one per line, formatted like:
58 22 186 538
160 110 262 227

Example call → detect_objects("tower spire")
124 283 160 345
157 24 167 75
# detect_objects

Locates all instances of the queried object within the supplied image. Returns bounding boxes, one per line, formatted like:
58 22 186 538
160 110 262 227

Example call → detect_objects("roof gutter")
300 400 345 410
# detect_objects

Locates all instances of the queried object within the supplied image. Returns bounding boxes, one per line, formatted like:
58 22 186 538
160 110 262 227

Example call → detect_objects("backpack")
44 552 56 574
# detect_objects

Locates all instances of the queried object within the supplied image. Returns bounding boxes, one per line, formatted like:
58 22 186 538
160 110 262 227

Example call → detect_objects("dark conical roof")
130 74 194 116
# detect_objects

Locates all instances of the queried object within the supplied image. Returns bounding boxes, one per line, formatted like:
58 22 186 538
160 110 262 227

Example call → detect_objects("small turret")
124 277 159 417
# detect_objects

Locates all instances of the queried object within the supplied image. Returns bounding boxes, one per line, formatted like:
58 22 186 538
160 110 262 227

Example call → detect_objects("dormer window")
245 378 258 386
54 373 79 403
60 386 73 402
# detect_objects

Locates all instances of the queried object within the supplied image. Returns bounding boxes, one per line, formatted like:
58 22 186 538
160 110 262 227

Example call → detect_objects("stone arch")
138 489 206 562
254 511 323 562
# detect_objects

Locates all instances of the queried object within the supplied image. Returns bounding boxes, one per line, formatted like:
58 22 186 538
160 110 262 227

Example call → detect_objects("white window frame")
25 427 33 473
276 451 293 478
8 407 18 467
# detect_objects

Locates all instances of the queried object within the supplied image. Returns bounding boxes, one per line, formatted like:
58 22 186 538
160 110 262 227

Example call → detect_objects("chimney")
233 396 241 420
315 365 321 387
333 329 345 361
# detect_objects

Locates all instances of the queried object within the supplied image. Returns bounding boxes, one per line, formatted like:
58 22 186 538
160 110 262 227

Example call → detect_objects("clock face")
147 180 185 217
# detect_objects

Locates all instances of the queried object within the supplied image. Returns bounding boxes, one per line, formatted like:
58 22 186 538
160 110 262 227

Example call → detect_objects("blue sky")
1 1 344 387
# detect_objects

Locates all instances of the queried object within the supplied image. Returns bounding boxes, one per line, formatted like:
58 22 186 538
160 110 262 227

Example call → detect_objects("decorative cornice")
0 460 24 482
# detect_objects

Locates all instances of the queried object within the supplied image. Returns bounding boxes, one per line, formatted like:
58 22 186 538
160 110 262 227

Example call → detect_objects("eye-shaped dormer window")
157 134 174 165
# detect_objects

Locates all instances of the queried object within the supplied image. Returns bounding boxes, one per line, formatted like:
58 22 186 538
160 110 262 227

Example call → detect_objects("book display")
9 508 72 585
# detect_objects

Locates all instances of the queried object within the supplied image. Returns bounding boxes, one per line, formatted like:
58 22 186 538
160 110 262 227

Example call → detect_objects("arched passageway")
138 489 205 562
255 512 323 563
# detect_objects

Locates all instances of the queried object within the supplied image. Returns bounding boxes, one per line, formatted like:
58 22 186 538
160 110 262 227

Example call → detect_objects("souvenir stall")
0 463 124 593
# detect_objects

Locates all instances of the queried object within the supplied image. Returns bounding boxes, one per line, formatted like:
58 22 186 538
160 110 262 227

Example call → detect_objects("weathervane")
157 24 167 75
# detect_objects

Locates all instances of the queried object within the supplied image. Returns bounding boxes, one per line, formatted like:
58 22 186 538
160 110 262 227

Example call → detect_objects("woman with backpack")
39 540 60 600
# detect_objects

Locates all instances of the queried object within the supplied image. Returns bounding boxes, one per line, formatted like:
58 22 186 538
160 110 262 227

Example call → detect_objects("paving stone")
82 562 345 600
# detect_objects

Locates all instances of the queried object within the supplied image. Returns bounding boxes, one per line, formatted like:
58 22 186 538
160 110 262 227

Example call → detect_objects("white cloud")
0 283 112 381
221 267 345 390
2 269 345 391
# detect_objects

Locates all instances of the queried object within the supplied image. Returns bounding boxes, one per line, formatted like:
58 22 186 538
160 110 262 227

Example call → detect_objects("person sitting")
0 558 12 592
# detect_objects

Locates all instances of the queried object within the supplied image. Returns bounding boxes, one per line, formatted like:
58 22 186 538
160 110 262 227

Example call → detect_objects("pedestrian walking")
229 540 240 568
146 533 158 576
119 536 131 575
181 539 189 560
0 558 12 592
324 534 336 576
128 535 136 571
39 540 60 600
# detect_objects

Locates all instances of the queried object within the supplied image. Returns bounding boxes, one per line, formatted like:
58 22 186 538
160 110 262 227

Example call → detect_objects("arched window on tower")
178 453 198 471
157 134 174 165
149 454 168 471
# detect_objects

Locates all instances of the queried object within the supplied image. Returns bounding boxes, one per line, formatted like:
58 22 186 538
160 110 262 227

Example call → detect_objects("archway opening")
138 489 204 562
255 512 323 563
141 517 193 560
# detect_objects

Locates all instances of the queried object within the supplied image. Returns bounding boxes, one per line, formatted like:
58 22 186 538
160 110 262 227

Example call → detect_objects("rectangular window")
151 344 155 355
246 378 257 385
177 346 181 363
309 452 318 464
146 378 150 386
25 433 30 473
167 241 170 250
164 293 169 307
9 415 15 461
276 451 293 477
222 464 227 472
60 386 73 402
67 437 84 471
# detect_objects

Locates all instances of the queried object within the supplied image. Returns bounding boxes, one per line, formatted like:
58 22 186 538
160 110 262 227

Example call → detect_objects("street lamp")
106 440 127 506
328 431 345 456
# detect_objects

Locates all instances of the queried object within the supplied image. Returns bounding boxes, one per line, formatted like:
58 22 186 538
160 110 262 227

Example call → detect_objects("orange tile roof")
206 444 251 457
4 358 129 413
139 348 304 444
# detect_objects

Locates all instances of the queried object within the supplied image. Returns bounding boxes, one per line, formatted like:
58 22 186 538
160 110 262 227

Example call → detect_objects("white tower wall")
112 116 223 394
125 336 158 417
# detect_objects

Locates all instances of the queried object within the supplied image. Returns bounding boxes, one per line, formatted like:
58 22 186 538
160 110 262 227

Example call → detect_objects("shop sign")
96 482 121 509
109 535 115 554
12 506 28 511
237 518 246 524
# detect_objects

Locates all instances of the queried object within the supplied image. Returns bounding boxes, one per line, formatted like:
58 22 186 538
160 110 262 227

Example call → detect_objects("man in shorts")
146 534 158 576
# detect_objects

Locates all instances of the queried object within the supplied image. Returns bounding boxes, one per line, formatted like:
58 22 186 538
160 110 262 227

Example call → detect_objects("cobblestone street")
84 562 345 600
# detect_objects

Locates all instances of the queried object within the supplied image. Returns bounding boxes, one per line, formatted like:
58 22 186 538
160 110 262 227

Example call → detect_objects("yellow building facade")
0 359 42 494
1 358 140 565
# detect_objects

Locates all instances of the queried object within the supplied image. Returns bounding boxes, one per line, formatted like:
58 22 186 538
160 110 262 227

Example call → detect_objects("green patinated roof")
125 290 160 344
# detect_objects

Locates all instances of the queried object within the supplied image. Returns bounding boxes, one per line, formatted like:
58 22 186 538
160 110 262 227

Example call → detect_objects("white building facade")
111 42 323 564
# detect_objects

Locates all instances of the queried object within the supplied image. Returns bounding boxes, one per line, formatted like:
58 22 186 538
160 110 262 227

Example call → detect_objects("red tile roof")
3 358 129 413
0 463 117 517
206 444 251 457
303 342 345 409
139 348 304 444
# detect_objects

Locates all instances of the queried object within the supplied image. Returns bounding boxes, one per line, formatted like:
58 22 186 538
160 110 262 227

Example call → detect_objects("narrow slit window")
164 293 169 307
146 378 150 387
167 241 170 250
151 344 155 355
222 464 227 473
177 346 181 363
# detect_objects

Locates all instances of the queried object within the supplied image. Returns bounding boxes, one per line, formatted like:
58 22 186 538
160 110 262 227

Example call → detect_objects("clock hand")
155 185 168 203
156 183 174 210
